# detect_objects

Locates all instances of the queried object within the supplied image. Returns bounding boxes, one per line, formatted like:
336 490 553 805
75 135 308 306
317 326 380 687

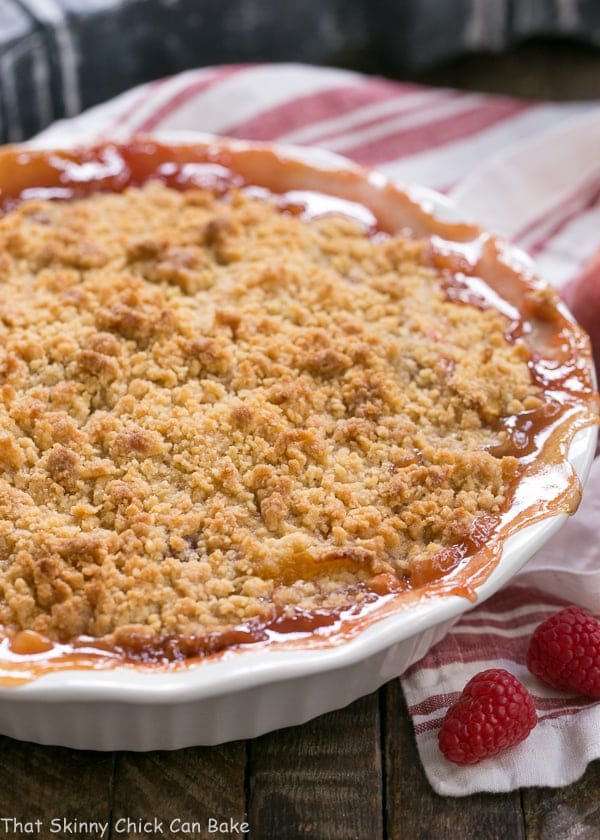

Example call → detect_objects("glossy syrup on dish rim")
0 139 596 682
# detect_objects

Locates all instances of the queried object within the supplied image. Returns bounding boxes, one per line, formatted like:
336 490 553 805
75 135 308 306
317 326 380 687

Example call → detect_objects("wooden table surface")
1 40 599 840
0 681 597 839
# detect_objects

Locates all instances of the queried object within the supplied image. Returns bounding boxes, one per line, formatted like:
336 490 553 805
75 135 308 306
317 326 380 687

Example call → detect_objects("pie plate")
0 133 595 750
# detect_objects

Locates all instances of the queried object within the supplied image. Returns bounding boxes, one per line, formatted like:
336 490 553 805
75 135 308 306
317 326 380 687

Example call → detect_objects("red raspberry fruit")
527 605 600 698
438 669 537 765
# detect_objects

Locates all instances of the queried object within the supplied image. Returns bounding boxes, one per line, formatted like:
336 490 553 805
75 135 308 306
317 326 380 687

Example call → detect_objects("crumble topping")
0 181 542 643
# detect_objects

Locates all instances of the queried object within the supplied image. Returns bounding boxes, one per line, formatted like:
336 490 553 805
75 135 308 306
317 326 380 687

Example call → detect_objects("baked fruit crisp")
0 139 595 664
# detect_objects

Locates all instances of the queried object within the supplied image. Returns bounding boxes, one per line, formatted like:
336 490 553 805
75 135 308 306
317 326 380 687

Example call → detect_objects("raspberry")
438 669 537 765
527 605 600 698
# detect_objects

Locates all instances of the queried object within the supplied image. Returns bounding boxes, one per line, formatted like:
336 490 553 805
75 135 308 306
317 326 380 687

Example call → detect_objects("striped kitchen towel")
33 63 600 794
402 458 600 795
4 1 599 144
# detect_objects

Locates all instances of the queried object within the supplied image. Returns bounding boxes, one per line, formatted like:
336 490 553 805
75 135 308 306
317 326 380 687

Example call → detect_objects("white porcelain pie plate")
0 132 595 750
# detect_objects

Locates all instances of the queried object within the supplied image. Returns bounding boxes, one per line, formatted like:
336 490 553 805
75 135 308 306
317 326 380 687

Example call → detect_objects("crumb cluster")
0 181 541 642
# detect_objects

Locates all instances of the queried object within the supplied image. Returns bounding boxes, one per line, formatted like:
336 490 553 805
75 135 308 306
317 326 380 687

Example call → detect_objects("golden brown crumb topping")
0 181 541 643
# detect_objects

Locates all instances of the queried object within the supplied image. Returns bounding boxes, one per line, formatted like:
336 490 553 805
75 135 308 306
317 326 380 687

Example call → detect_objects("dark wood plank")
0 738 113 840
383 680 525 840
521 760 600 840
342 40 600 102
110 743 247 840
248 692 383 840
410 40 600 101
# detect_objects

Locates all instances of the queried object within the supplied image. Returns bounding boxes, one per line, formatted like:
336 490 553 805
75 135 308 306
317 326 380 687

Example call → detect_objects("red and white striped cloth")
36 64 600 794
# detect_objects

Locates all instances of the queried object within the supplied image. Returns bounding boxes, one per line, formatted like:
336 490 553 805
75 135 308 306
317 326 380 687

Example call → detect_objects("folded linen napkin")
402 460 600 795
34 63 600 793
407 109 600 795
